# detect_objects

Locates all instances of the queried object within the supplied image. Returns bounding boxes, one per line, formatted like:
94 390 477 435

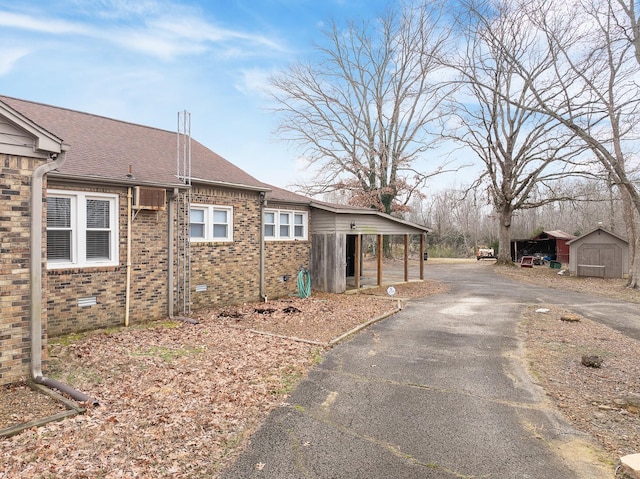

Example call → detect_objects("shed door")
577 244 622 278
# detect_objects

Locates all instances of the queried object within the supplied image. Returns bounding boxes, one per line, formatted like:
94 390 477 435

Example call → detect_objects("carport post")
377 235 383 286
355 234 361 290
420 234 424 280
404 234 409 282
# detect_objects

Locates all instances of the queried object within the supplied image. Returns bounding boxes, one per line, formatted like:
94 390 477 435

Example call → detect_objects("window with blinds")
86 199 111 259
46 196 72 260
46 190 118 268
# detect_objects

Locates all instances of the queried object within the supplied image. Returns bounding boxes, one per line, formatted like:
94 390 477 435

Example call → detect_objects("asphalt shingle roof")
0 95 267 190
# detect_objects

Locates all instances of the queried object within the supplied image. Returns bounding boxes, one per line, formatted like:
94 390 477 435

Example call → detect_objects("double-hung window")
264 209 308 240
189 205 233 242
46 190 119 268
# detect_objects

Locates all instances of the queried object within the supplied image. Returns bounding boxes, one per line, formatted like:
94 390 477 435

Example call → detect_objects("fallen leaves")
521 306 640 460
0 284 443 478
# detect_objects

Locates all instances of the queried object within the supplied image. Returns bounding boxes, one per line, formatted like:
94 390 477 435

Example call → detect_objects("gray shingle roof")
0 95 267 190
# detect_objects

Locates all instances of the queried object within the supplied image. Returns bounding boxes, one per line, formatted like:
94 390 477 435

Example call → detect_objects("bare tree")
445 0 586 264
513 178 626 236
267 2 457 216
505 0 640 286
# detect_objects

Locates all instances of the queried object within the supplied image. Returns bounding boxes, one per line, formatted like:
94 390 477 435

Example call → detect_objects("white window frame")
264 209 308 241
189 204 233 242
46 189 119 269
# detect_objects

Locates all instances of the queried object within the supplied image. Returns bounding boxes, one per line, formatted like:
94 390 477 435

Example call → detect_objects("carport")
511 230 575 264
309 202 430 293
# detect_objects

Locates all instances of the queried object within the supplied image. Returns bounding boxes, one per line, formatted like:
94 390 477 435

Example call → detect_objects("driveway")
220 262 629 478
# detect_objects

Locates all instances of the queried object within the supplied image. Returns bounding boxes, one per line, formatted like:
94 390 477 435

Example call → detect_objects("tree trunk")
621 188 639 288
496 207 513 265
629 237 640 289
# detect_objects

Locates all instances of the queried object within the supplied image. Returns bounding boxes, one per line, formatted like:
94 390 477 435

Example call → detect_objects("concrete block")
620 454 640 479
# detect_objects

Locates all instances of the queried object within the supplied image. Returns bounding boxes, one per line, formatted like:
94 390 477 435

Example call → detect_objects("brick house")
0 95 429 386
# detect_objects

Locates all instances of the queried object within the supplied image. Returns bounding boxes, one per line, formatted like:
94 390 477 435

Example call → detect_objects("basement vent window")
195 284 208 292
78 296 97 307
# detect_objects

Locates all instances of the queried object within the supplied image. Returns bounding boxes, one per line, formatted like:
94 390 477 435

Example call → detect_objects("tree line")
407 178 627 258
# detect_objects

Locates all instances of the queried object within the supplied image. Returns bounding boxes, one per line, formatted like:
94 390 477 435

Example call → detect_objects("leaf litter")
1 287 427 478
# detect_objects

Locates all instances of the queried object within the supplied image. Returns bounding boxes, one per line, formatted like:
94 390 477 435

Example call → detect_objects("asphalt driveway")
220 263 632 478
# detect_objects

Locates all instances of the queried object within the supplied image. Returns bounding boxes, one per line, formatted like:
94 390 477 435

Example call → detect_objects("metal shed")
567 226 629 278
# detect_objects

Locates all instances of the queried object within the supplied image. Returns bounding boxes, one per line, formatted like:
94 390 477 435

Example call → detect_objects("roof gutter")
31 151 98 406
188 176 271 193
47 172 188 191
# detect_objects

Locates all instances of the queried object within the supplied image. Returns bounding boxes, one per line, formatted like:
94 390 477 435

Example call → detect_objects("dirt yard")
1 260 639 478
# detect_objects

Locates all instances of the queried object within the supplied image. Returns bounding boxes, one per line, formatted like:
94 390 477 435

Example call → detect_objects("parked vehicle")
476 247 495 260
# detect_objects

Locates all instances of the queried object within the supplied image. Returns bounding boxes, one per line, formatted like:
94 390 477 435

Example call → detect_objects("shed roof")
567 226 628 245
535 230 576 240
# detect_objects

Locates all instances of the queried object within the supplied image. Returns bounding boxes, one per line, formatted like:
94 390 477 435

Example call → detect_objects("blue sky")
0 0 395 190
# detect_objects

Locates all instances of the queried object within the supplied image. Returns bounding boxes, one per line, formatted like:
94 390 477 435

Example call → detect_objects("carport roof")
266 184 431 234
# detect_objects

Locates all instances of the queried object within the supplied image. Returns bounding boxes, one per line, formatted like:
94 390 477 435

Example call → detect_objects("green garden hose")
297 266 311 299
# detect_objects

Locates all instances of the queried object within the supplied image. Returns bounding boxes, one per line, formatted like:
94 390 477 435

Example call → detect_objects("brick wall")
189 186 263 309
263 205 312 299
45 182 169 336
0 154 47 385
264 241 312 299
31 180 312 340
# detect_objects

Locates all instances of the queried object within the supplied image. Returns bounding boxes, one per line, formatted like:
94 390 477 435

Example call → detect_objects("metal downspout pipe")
259 192 267 302
31 151 98 406
125 187 132 327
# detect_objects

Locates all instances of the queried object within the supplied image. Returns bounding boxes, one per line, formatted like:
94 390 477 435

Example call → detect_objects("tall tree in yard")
446 0 585 264
504 0 640 287
267 2 454 216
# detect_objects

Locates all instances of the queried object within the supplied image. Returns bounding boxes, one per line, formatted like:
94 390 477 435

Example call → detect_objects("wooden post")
404 234 409 282
420 234 425 280
377 234 383 286
355 234 361 290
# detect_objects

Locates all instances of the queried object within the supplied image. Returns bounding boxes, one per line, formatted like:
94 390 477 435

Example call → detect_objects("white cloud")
0 4 287 62
235 68 275 97
0 47 29 75
0 11 90 35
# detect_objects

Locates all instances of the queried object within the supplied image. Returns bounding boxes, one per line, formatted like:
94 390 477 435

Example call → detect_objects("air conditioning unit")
133 186 166 211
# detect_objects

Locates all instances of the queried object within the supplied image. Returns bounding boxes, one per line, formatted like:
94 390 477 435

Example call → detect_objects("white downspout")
31 151 98 405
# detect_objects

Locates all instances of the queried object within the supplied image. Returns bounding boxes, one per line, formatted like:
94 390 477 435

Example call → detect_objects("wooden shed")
567 226 629 278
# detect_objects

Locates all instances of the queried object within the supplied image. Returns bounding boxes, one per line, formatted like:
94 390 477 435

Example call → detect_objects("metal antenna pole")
176 110 192 315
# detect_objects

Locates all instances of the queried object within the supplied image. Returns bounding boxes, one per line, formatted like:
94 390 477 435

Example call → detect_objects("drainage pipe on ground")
31 151 99 407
